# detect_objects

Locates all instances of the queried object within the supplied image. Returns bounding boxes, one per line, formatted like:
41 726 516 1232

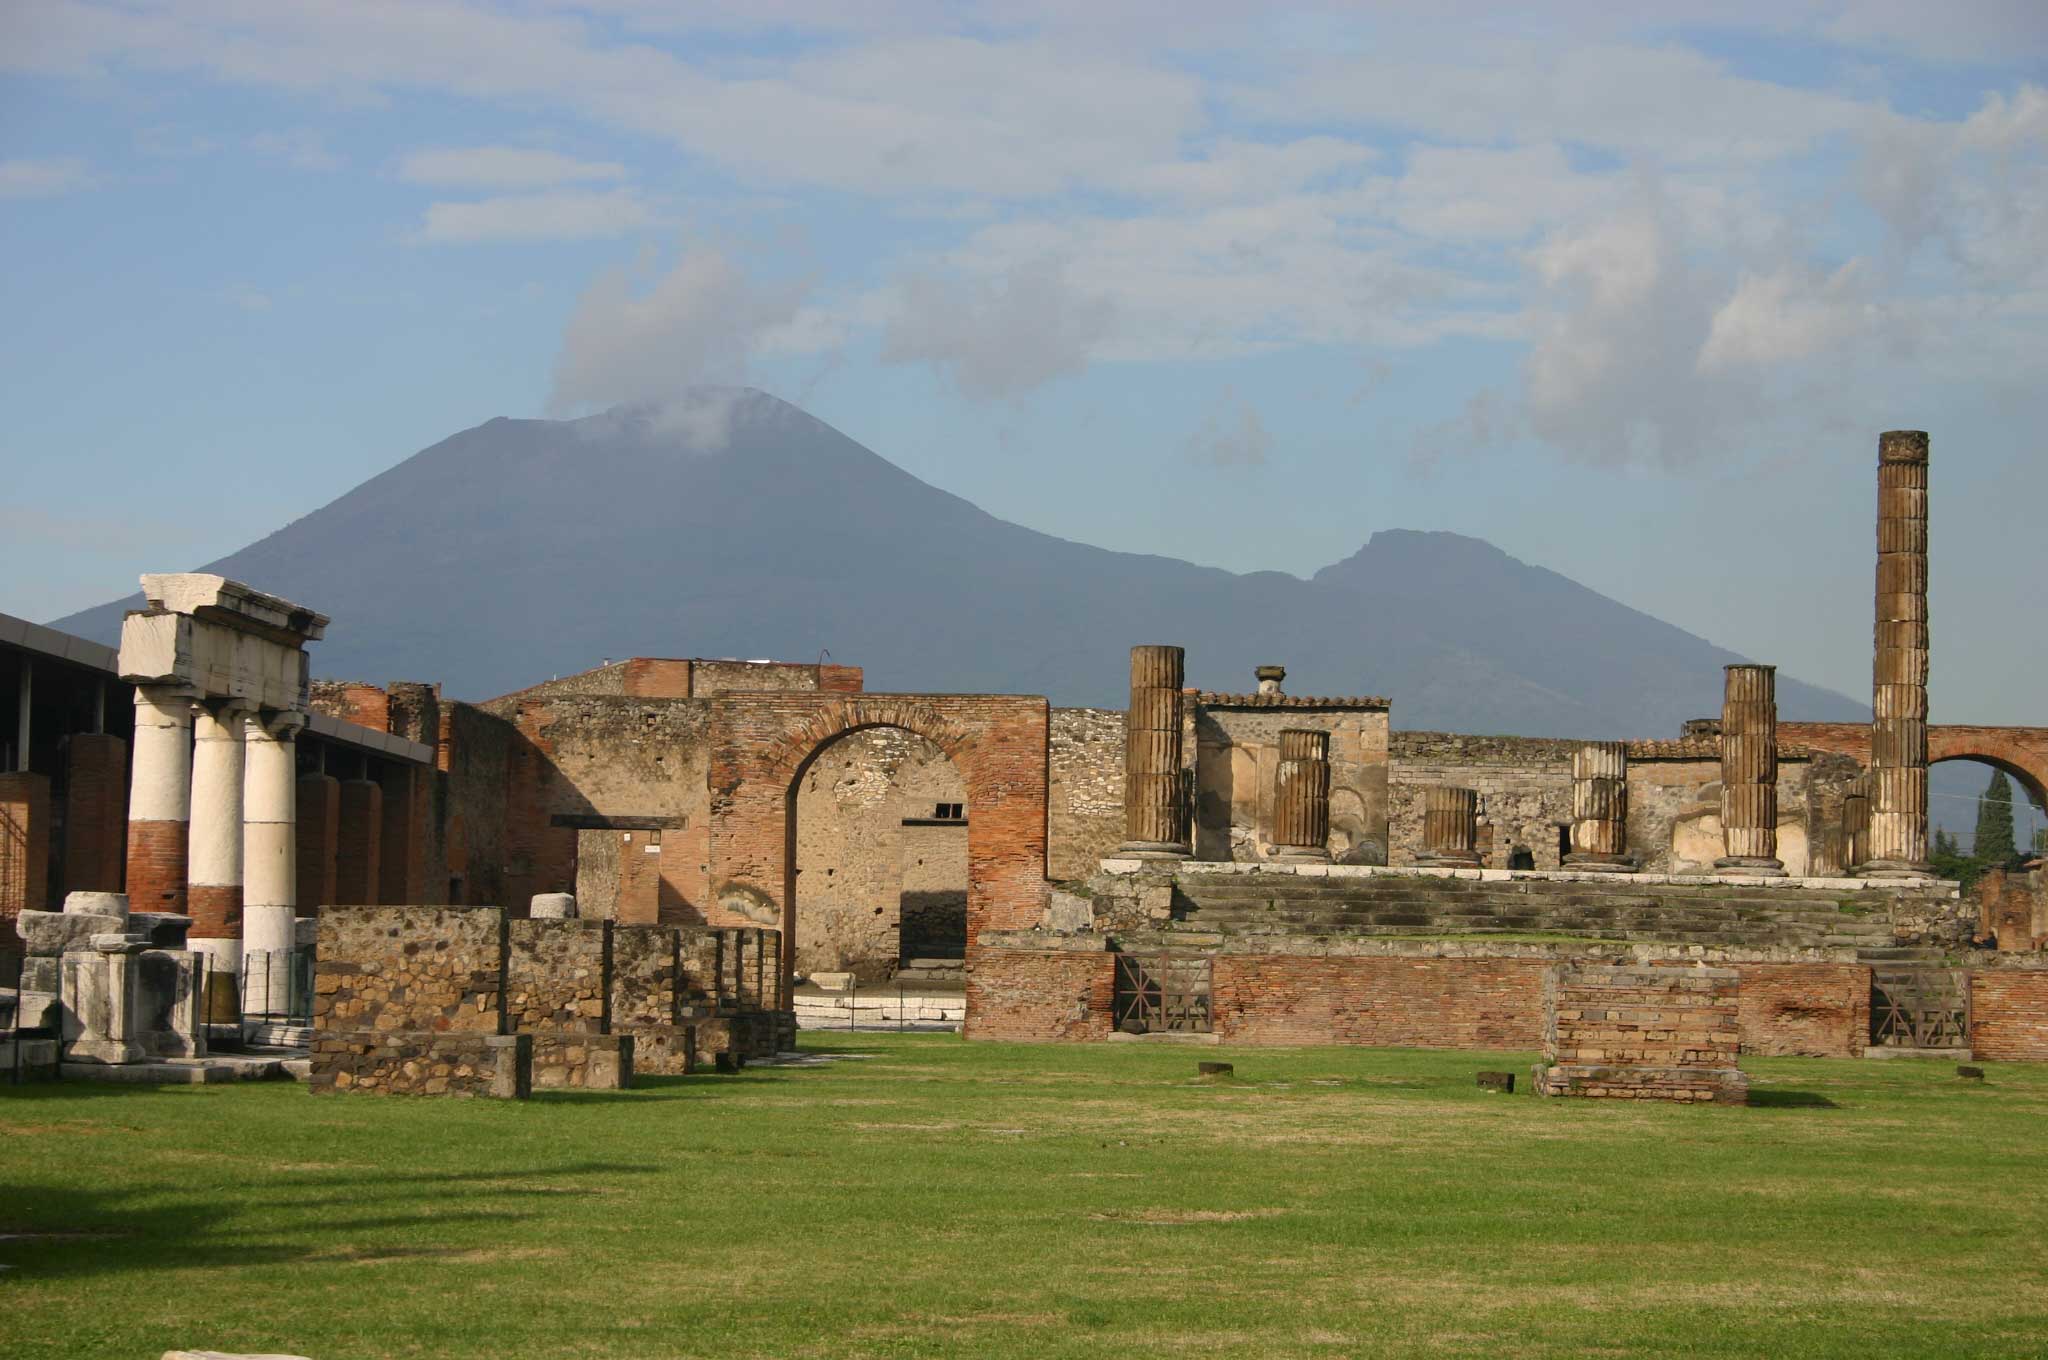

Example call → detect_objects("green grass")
5 1036 2048 1359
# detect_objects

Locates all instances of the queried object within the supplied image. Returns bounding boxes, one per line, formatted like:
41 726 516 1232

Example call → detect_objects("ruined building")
6 429 2048 1087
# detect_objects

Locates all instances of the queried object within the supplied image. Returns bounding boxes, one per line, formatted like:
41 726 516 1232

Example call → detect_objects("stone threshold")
1099 858 1956 893
1864 1046 1974 1060
57 1052 308 1084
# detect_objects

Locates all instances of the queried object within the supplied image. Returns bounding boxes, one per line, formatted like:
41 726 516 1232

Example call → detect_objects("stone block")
64 891 130 922
17 909 125 957
129 912 192 948
530 892 578 919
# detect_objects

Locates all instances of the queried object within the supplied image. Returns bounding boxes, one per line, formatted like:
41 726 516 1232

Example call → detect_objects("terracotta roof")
1191 690 1391 709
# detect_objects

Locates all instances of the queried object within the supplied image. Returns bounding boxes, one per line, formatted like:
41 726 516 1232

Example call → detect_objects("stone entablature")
1192 692 1392 710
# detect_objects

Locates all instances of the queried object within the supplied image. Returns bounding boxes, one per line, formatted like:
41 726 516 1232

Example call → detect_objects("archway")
788 725 968 984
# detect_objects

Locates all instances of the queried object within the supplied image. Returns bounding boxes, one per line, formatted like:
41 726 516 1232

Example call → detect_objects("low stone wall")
314 906 504 1035
506 918 608 1033
531 1033 633 1089
310 1030 530 1098
1735 962 1869 1058
1539 962 1746 1103
1212 955 1544 1049
963 946 1116 1041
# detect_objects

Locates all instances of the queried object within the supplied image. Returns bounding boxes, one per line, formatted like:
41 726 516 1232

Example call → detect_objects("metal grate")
1870 968 1970 1049
1113 954 1212 1035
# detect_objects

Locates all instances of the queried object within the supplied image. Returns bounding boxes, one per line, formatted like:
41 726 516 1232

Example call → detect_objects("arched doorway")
788 726 968 984
1929 755 2046 872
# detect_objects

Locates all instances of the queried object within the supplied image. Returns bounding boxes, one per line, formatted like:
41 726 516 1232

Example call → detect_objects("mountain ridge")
51 388 1865 734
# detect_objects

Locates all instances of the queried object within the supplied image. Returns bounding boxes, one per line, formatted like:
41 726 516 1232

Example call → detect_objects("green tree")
1931 826 1979 887
1974 770 2018 868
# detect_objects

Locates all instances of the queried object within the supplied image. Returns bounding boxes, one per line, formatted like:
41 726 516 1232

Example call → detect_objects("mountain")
52 388 1864 735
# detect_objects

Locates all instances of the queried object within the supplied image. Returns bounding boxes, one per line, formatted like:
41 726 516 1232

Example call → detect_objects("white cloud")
882 256 1115 399
247 128 339 169
419 189 651 241
399 144 626 188
1699 262 1872 370
0 156 95 198
549 245 807 432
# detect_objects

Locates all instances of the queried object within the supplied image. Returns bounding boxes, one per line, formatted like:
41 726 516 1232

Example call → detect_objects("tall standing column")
243 711 303 1018
125 687 194 912
188 700 249 1019
1119 645 1189 860
1866 429 1932 876
1565 741 1633 871
1417 787 1482 868
1273 729 1331 863
1716 665 1786 877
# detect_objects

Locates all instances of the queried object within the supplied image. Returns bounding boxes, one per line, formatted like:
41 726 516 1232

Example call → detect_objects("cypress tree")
1974 770 2017 867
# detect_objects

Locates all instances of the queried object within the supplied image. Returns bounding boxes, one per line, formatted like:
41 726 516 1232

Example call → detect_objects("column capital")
201 695 259 718
254 709 308 739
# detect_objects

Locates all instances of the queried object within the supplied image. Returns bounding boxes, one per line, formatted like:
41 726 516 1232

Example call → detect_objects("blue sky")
3 2 2045 735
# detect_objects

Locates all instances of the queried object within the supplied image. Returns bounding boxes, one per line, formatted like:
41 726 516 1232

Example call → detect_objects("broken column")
1866 430 1933 876
1417 786 1482 868
124 687 194 913
1273 729 1331 863
243 710 305 1018
1565 741 1633 871
1119 644 1189 860
1716 664 1786 877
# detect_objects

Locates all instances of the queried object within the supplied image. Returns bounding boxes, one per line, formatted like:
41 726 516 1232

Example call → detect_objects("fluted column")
125 686 194 912
1120 645 1188 859
1842 777 1871 874
1565 741 1633 871
1866 430 1932 875
1273 729 1331 863
242 711 303 1018
1417 786 1481 868
1716 665 1786 877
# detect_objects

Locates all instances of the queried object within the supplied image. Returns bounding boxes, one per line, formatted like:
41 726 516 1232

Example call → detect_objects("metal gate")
1870 967 1970 1049
1113 954 1212 1035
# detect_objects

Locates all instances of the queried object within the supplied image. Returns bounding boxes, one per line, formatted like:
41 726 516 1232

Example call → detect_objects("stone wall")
309 1031 529 1098
443 701 512 910
1049 707 1124 880
506 919 608 1033
313 906 505 1035
1539 961 1746 1103
1193 698 1390 864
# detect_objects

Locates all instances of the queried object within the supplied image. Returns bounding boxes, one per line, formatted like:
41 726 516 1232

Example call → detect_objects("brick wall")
1541 962 1745 1102
296 773 340 913
61 733 127 894
1727 962 1869 1057
962 947 1116 1041
443 702 511 910
1970 970 2048 1061
334 779 382 906
1212 955 1546 1049
0 772 52 943
309 681 391 732
377 764 426 905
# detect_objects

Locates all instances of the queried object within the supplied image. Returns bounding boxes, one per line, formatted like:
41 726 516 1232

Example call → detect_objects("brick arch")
707 693 1050 997
1780 723 2048 811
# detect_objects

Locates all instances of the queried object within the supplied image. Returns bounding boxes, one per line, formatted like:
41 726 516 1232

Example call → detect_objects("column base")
1116 841 1189 862
1714 856 1787 878
1562 854 1638 873
187 937 244 1027
1858 859 1937 879
1273 847 1331 864
1415 852 1483 868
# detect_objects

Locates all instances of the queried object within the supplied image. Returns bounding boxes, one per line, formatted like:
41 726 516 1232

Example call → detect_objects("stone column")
1716 665 1786 877
1866 429 1932 875
1120 645 1189 859
1565 741 1633 871
1273 729 1331 863
1841 777 1870 875
125 687 194 913
1417 786 1482 868
242 711 303 1018
64 732 129 894
187 700 249 1021
334 777 382 905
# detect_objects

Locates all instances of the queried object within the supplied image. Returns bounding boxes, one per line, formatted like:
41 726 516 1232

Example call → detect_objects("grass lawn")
4 1035 2047 1359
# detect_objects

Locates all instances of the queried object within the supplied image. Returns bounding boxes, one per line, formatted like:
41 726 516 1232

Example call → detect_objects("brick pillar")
1565 741 1633 871
242 712 301 1016
1867 429 1932 875
335 778 382 905
378 764 423 905
63 732 129 893
1 772 52 950
1120 644 1188 860
1273 729 1331 863
1417 786 1481 868
296 773 340 914
617 830 663 924
125 686 193 913
1717 665 1786 877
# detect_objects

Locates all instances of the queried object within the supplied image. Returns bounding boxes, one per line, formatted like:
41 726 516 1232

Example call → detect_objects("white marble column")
186 700 250 992
242 710 303 1017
